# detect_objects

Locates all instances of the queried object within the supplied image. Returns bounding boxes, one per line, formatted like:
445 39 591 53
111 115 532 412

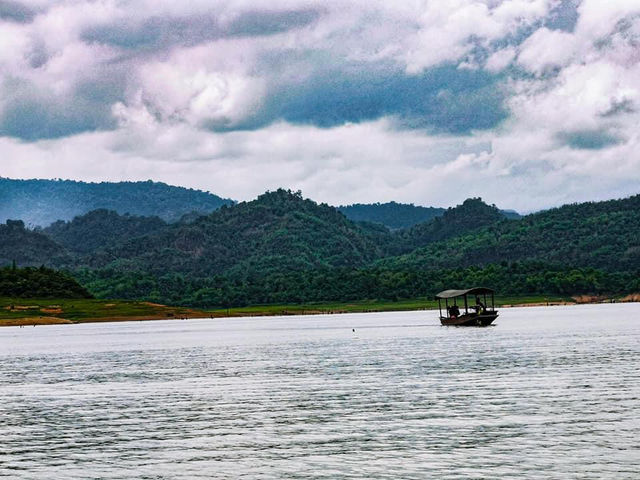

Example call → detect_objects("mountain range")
0 178 234 226
1 178 638 306
1 177 518 229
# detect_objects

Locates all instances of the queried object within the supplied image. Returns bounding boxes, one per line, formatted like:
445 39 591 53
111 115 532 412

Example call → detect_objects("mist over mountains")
1 177 519 230
0 178 234 227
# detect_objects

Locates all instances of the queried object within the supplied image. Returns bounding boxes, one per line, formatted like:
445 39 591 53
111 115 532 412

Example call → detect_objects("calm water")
1 304 639 479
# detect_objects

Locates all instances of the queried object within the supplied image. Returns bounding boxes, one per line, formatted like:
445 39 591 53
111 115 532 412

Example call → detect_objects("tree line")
2 189 639 305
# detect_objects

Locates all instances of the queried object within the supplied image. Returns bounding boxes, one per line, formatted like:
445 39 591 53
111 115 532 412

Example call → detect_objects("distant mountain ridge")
1 177 521 230
339 201 519 229
0 178 234 227
14 193 507 274
338 202 445 230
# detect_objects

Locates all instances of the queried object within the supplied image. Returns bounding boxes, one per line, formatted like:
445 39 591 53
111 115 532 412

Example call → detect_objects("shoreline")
1 296 636 327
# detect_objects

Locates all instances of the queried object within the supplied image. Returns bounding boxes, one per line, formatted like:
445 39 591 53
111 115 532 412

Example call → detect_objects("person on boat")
474 296 486 314
449 305 460 318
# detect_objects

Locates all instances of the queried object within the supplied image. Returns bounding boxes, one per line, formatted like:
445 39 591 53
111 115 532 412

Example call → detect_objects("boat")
435 287 498 326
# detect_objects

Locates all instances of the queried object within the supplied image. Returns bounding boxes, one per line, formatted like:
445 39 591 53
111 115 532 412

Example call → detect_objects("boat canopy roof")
435 287 494 299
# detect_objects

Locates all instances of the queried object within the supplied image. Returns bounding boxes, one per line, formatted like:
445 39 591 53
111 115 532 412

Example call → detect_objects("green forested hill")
44 209 167 255
401 197 508 249
0 220 70 266
380 195 640 273
335 197 510 259
0 265 92 298
73 193 640 305
81 189 385 277
0 178 234 226
3 189 639 307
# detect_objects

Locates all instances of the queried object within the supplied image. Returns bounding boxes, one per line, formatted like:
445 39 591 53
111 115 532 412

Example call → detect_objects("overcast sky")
1 0 639 211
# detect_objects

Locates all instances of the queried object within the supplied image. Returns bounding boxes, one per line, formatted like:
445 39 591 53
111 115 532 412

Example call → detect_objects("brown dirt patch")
619 293 640 302
0 317 73 327
572 295 607 304
40 308 63 314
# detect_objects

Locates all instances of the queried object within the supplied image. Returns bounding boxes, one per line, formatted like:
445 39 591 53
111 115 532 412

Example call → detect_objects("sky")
1 0 639 212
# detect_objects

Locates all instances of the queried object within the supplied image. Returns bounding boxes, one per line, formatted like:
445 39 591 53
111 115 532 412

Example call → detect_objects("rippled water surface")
1 304 640 479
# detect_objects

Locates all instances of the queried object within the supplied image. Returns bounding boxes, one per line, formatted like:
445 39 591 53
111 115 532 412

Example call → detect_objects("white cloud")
517 27 578 75
508 60 639 134
3 111 637 213
576 0 640 40
403 0 553 73
1 0 640 212
486 46 517 72
0 119 495 205
134 56 266 129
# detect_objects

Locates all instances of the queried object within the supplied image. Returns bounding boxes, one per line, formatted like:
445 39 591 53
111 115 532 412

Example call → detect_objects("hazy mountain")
338 201 520 229
0 178 234 227
338 202 445 230
500 209 521 220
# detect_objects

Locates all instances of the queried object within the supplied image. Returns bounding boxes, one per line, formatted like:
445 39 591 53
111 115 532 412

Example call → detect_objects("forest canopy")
0 265 92 299
1 188 639 307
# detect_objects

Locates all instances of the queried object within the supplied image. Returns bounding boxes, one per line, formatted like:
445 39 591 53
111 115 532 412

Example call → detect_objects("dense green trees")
400 197 508 249
0 220 70 266
74 263 638 307
0 265 92 298
44 209 167 255
2 188 639 307
380 195 640 272
78 189 385 276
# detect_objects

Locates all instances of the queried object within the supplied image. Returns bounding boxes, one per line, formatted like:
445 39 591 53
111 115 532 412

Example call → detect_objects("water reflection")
1 304 639 478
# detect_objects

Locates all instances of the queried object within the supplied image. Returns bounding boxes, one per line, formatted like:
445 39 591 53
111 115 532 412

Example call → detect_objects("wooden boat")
436 287 498 326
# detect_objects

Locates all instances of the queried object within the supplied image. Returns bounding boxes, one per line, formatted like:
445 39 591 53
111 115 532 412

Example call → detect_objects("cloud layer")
1 0 639 211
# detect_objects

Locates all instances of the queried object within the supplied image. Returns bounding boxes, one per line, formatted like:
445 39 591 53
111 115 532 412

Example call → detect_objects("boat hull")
440 312 498 327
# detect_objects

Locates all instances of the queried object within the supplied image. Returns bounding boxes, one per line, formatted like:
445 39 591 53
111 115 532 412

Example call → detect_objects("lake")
1 303 639 479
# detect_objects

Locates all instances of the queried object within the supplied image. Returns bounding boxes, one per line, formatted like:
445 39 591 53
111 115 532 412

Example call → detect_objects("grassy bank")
0 297 209 325
0 295 584 326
